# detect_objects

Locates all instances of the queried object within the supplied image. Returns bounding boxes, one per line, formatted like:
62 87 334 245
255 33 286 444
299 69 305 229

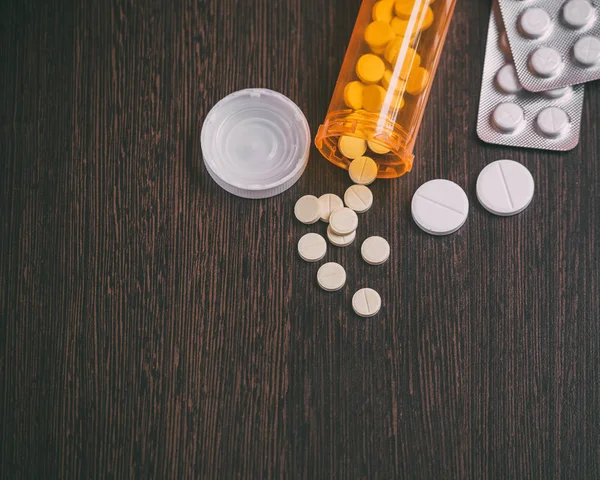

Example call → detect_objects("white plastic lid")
201 88 311 199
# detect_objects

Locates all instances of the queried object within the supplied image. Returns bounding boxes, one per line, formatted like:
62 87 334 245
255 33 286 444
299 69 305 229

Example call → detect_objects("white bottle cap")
201 89 311 199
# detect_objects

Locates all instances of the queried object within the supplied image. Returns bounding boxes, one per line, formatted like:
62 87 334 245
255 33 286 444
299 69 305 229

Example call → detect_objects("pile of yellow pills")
333 0 436 171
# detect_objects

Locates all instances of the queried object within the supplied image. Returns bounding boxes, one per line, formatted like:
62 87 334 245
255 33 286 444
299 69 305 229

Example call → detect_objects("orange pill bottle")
315 0 457 178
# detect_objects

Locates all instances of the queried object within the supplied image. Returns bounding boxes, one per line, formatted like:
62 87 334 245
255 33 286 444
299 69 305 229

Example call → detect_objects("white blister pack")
477 8 585 151
498 0 600 91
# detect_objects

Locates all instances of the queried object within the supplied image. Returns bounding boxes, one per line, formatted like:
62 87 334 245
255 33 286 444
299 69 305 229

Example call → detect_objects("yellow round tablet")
372 0 395 23
395 0 419 20
391 17 410 36
346 109 366 121
406 66 430 95
421 7 434 31
344 81 364 110
356 54 386 84
348 156 379 185
338 136 368 159
384 37 401 64
368 140 391 154
362 85 387 112
384 42 420 79
382 70 406 94
391 95 406 111
364 21 395 54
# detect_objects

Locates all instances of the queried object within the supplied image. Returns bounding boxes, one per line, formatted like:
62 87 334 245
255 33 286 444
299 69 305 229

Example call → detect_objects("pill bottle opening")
315 110 415 179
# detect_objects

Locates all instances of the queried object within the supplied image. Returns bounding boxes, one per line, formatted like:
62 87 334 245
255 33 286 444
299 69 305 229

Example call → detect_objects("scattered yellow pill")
362 84 387 112
356 54 386 84
338 135 368 159
368 140 391 154
344 81 364 110
382 70 406 94
406 66 430 95
364 21 396 54
349 156 379 185
372 0 395 23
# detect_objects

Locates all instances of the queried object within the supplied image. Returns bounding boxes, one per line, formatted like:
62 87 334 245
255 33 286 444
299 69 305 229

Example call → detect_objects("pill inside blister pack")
498 0 600 91
477 8 585 151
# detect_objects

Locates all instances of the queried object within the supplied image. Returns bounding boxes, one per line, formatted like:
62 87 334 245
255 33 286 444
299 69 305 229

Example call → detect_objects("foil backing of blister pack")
498 0 600 91
477 8 585 151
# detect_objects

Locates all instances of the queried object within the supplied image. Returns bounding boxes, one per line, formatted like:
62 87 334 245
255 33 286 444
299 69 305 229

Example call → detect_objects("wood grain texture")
1 0 599 478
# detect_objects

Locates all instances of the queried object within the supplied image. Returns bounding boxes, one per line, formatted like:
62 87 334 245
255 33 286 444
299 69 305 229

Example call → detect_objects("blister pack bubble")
477 8 585 151
498 0 600 91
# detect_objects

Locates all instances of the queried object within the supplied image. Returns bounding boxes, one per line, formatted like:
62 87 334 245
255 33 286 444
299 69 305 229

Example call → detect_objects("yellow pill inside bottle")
421 7 435 31
338 135 368 159
344 81 365 110
406 66 430 95
372 0 396 23
356 54 386 84
384 41 421 79
362 85 388 113
364 21 396 54
391 17 406 36
368 140 392 154
382 70 406 93
395 0 420 20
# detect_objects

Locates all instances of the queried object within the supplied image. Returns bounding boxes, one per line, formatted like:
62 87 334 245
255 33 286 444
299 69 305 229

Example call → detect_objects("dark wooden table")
1 0 599 478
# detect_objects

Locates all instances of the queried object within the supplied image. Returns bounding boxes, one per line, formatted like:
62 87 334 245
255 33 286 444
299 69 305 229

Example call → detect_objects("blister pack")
477 8 585 151
498 0 600 91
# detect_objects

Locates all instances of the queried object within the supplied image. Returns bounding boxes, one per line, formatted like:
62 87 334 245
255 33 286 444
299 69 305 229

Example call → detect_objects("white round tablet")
329 207 359 236
411 179 469 236
344 184 373 213
297 233 327 262
361 236 390 265
294 195 321 224
563 0 595 29
536 107 571 138
476 160 535 217
298 233 327 262
529 47 563 77
573 35 600 67
543 86 572 99
519 8 552 38
348 156 378 185
327 225 356 247
318 193 344 223
317 262 347 292
492 102 525 133
495 64 523 94
352 288 382 318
